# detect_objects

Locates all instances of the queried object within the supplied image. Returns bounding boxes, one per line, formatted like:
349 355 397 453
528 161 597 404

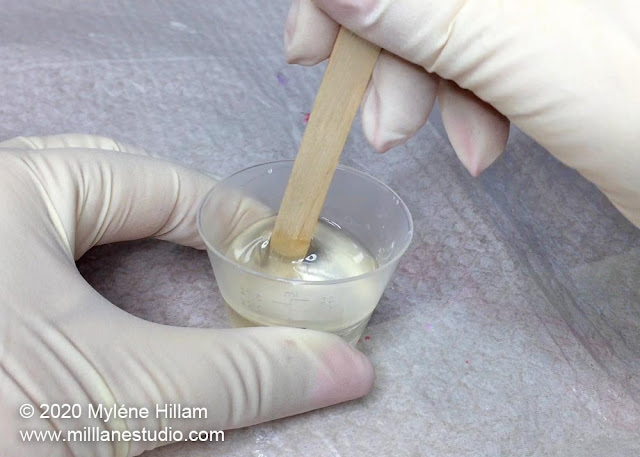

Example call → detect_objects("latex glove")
285 0 640 228
0 134 373 457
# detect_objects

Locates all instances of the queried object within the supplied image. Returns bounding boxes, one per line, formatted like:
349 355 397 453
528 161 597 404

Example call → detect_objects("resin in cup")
198 161 413 346
227 216 377 280
222 216 380 343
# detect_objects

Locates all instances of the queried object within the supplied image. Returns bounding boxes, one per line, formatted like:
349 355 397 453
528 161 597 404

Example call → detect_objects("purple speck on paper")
303 113 310 124
424 323 432 331
276 72 288 86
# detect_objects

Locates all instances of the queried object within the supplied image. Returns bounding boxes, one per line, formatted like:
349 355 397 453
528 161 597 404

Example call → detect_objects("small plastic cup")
197 160 413 345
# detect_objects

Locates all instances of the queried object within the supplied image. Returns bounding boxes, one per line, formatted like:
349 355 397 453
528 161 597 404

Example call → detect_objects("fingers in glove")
361 51 438 152
7 149 216 258
199 181 274 251
3 278 374 457
285 0 340 65
437 80 510 176
0 134 149 156
68 312 374 456
310 0 471 70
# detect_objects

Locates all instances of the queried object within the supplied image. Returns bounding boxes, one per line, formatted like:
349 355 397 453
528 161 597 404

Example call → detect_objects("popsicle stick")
270 27 381 259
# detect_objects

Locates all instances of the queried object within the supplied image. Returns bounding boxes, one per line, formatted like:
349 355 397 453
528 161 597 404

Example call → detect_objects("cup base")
224 303 372 346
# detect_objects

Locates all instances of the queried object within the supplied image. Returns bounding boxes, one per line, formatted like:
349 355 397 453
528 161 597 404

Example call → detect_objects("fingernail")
362 84 409 153
312 340 375 408
362 83 383 151
284 0 301 62
375 127 412 153
445 112 508 177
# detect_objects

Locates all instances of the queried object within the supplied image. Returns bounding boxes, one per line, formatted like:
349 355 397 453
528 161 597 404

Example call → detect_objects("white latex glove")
0 134 373 457
285 0 640 227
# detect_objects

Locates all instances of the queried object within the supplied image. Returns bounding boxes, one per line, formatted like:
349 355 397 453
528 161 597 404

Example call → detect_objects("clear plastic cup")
197 160 413 345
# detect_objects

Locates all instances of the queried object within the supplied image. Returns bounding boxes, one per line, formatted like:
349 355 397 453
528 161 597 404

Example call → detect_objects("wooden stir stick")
269 28 381 259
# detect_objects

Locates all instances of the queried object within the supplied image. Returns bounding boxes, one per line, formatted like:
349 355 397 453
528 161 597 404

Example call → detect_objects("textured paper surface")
1 1 639 455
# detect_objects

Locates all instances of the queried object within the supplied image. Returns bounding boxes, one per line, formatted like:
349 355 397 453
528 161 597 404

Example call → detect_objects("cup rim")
197 160 414 285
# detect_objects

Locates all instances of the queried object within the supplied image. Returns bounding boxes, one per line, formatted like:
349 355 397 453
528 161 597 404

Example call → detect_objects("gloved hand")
285 0 640 228
0 134 373 457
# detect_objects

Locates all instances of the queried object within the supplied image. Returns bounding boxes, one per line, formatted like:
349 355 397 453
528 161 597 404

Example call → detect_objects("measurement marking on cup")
272 298 311 305
241 287 265 311
271 291 311 306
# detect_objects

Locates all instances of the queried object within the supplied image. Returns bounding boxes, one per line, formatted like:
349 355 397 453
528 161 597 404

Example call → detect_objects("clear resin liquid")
220 216 382 344
227 216 378 280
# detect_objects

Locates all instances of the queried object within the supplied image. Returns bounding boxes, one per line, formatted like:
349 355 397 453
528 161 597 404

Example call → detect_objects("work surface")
2 1 640 456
